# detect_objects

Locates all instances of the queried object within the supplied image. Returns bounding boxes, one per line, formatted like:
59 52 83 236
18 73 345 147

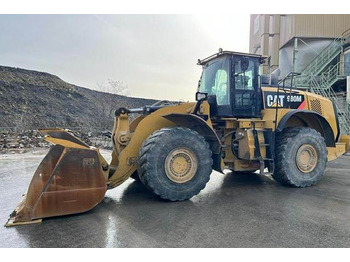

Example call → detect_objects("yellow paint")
327 143 347 161
340 135 350 152
261 86 339 141
42 85 345 183
44 137 90 149
108 102 196 187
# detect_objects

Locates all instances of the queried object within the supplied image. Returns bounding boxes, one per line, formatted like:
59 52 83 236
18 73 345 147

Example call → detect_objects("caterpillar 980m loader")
6 50 350 226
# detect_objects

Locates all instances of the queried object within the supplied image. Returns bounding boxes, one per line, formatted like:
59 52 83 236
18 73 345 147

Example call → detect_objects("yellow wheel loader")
6 50 350 226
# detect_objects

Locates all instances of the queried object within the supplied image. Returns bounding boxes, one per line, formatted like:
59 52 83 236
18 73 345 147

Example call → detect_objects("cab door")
231 56 262 118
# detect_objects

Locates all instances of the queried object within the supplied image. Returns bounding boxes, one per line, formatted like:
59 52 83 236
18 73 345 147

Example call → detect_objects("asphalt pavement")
0 149 349 247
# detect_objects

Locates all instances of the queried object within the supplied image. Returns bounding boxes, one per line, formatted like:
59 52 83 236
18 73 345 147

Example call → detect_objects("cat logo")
270 102 282 108
266 94 285 107
264 91 305 109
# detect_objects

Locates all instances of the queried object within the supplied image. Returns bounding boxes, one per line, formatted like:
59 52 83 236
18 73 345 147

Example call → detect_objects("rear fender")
277 110 336 147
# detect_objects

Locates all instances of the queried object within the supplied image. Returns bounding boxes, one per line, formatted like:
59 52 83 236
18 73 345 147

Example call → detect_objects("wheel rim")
164 147 198 183
296 144 318 173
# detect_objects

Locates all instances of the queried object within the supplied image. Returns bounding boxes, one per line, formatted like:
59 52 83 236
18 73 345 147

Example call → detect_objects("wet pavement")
0 149 349 248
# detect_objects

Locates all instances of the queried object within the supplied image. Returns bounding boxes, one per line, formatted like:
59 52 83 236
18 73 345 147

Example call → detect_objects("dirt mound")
0 65 157 132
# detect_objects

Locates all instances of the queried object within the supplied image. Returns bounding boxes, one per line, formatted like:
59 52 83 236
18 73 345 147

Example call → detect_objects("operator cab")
197 50 265 118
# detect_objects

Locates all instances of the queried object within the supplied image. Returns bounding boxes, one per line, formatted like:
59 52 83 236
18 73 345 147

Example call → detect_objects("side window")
213 69 229 105
234 59 254 90
233 58 257 108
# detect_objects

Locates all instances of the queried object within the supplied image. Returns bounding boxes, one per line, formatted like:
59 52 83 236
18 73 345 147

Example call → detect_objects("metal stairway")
303 38 343 77
292 31 350 134
310 72 350 134
294 36 344 88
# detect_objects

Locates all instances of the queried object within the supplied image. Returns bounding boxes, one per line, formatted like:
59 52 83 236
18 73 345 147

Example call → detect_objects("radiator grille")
310 99 323 115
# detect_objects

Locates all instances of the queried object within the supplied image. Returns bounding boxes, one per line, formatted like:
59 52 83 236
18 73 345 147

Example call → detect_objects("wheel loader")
6 50 350 226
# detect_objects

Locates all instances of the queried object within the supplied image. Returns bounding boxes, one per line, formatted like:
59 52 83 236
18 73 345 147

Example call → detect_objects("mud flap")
6 130 108 227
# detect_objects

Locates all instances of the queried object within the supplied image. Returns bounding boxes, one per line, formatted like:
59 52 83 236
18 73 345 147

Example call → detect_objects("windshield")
199 56 230 106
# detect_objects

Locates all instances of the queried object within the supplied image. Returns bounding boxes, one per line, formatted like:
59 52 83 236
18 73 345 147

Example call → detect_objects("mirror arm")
193 99 205 115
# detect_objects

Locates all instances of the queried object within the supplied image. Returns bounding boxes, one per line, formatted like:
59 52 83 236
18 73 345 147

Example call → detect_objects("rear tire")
138 127 213 201
273 127 327 187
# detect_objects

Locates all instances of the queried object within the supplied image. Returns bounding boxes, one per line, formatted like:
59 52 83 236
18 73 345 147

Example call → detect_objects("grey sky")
0 14 250 101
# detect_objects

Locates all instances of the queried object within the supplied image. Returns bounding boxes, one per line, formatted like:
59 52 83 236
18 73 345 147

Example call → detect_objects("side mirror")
195 92 208 101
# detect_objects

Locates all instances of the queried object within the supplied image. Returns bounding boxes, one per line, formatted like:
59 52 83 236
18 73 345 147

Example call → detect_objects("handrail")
310 74 350 134
290 31 350 134
342 27 350 38
301 37 342 77
294 61 342 89
278 71 301 85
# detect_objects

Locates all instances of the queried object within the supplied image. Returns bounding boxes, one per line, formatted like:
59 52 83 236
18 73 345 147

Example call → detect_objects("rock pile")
0 130 50 152
65 129 92 146
18 130 51 148
0 129 113 153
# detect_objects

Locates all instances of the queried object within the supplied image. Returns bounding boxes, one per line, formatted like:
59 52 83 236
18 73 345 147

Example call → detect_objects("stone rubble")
0 129 112 153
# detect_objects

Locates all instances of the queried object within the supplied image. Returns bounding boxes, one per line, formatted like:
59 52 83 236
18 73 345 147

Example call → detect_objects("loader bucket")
6 129 108 226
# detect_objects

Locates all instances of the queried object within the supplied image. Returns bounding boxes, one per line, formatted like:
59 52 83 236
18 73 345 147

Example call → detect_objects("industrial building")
249 14 350 134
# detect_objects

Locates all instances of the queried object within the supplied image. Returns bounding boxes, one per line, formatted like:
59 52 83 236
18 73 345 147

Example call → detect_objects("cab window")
234 59 255 90
199 57 230 106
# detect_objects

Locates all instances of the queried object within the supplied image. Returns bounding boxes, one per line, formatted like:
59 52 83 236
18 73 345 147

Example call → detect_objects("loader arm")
107 100 222 187
108 103 197 187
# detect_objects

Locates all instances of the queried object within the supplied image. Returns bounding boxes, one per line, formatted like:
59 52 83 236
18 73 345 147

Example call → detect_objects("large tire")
273 127 327 187
130 170 140 182
231 170 257 175
138 127 213 201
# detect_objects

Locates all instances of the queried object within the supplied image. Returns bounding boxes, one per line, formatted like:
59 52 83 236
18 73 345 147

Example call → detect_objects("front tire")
138 127 213 201
130 170 140 182
273 127 327 187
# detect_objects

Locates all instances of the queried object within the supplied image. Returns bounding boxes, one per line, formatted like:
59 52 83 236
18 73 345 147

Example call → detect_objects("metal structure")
293 31 350 134
250 14 350 134
250 14 350 74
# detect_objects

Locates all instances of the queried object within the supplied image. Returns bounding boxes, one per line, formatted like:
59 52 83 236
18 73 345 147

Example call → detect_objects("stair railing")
302 38 343 77
310 74 350 134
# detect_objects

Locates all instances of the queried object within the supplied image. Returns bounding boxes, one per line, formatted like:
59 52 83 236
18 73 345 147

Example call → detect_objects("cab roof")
197 50 265 65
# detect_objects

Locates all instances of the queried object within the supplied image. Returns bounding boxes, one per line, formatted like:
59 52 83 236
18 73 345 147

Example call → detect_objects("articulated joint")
115 107 130 117
113 107 131 155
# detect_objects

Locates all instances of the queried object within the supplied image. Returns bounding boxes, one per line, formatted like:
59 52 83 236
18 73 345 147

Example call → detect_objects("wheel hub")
296 144 318 173
164 147 198 183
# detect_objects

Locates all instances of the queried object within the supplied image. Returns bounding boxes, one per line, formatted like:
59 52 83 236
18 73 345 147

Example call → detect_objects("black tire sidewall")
278 128 327 186
139 128 212 200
